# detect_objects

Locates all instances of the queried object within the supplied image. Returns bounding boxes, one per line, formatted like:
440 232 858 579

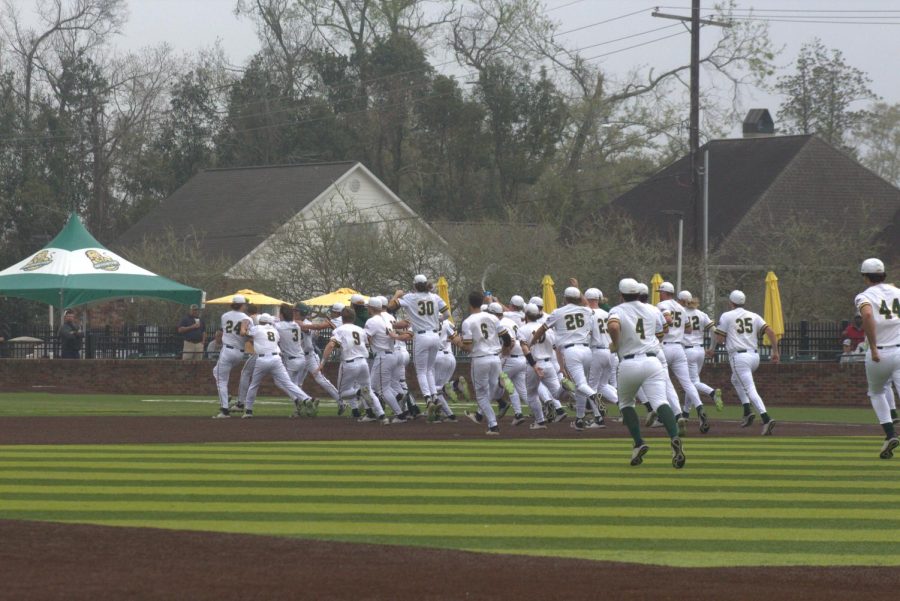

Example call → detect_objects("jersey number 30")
417 301 435 316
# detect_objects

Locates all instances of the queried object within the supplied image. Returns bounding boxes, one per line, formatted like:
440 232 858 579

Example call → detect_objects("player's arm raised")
387 289 404 311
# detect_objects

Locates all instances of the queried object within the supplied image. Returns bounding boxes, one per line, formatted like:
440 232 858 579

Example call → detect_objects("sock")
892 409 898 420
696 406 706 418
742 403 752 417
620 406 644 446
760 412 770 424
882 422 897 439
656 404 680 439
643 402 653 413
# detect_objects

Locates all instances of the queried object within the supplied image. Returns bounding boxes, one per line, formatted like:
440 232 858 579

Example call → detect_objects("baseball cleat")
358 415 378 423
291 399 303 418
630 444 650 466
512 414 526 426
380 416 391 425
307 399 320 417
553 408 568 423
698 412 710 434
499 372 515 395
677 417 687 437
442 382 459 403
445 414 458 422
644 411 657 427
241 410 254 419
670 437 686 469
713 389 724 412
212 410 231 419
561 378 577 393
390 416 407 424
496 399 510 419
337 401 347 416
426 401 439 421
486 426 500 436
740 414 756 428
587 417 606 429
465 410 483 424
761 420 776 436
879 437 899 459
570 418 586 431
530 421 548 430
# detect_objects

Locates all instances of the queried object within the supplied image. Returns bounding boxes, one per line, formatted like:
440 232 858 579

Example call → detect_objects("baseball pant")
283 356 312 402
213 346 245 410
616 355 668 411
528 358 564 411
663 343 701 413
588 348 619 403
609 353 619 387
866 347 900 425
654 350 683 415
371 353 404 415
337 358 384 416
561 345 597 419
501 355 527 416
684 346 714 396
397 346 411 395
471 355 501 428
434 350 457 416
300 352 341 402
411 332 440 398
238 354 256 403
245 355 307 411
729 351 767 416
886 382 897 410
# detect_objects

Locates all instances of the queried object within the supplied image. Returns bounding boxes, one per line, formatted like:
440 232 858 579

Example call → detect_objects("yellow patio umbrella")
206 288 291 306
541 275 557 313
764 271 785 346
436 276 453 323
302 287 368 307
650 273 664 306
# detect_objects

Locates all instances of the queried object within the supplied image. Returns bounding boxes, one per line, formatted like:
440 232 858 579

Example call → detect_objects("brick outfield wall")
0 358 874 407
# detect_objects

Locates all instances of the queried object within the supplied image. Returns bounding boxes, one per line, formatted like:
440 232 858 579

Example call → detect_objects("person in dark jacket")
58 309 83 359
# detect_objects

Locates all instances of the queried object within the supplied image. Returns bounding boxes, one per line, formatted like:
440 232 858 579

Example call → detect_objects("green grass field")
1 437 899 567
0 392 880 424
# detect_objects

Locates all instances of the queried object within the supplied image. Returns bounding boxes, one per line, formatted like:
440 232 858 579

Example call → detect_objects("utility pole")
652 3 730 250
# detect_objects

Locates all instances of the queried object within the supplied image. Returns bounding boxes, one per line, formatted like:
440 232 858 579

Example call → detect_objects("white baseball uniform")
855 283 900 424
716 308 769 416
244 323 308 411
330 324 385 417
365 314 404 416
658 299 702 414
588 307 618 404
682 306 716 396
397 291 448 398
545 303 599 419
519 321 563 413
433 320 457 417
275 319 312 401
297 319 341 402
608 301 667 410
640 305 682 416
461 312 505 428
382 311 411 403
499 316 527 417
213 309 250 410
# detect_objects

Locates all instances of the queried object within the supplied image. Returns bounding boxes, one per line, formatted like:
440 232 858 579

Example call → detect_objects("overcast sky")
109 0 900 135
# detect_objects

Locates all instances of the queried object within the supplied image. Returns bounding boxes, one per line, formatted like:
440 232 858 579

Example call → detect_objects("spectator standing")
57 309 83 359
206 329 223 360
842 314 865 351
177 304 206 360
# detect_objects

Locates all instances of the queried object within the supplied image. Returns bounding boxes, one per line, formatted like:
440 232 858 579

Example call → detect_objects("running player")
432 318 459 422
242 313 311 418
275 305 317 417
213 295 250 418
364 297 408 420
519 303 568 424
679 291 723 412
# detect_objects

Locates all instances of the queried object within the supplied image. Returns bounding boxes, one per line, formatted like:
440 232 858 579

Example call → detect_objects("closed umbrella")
650 273 664 306
541 275 557 313
436 276 453 323
764 271 785 346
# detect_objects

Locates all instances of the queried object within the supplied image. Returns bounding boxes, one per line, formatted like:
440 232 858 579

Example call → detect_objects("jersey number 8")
266 331 275 342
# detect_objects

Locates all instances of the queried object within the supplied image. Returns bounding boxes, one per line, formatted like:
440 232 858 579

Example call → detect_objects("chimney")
742 109 775 138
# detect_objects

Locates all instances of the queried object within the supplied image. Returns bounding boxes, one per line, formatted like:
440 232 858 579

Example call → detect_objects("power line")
581 30 690 61
545 0 587 12
656 5 900 12
727 16 900 25
555 7 655 35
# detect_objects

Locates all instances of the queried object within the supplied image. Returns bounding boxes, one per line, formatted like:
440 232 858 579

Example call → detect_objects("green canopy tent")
0 212 203 309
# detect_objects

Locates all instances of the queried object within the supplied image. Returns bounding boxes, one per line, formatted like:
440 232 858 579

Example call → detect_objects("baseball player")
242 313 311 418
503 295 526 327
530 286 601 431
608 278 686 468
233 303 260 412
585 287 619 408
855 258 900 459
494 302 528 425
275 305 317 417
213 294 250 418
320 307 392 424
657 282 707 433
519 303 569 427
711 290 780 435
529 295 571 410
431 318 459 422
295 305 343 412
388 275 449 406
680 291 723 412
380 296 420 417
452 291 512 435
350 294 369 327
364 297 409 420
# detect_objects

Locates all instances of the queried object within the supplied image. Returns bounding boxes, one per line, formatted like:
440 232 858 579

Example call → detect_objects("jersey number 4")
564 314 585 330
879 298 900 319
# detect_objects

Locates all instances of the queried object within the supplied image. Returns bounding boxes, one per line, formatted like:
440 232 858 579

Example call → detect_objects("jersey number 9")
352 332 361 345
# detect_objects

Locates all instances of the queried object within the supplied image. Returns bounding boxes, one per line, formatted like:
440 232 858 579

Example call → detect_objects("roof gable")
116 161 358 262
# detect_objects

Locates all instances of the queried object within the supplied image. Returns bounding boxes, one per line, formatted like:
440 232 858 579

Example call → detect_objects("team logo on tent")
85 249 120 271
20 250 54 271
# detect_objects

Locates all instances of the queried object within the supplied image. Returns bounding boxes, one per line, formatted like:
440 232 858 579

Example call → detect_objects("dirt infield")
2 519 898 601
0 414 876 445
3 416 893 600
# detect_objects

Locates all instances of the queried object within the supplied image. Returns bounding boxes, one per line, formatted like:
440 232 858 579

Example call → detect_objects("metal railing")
0 321 848 361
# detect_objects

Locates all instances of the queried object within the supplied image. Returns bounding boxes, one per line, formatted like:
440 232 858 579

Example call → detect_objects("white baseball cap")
677 290 692 303
413 274 428 284
618 278 641 294
659 282 675 294
525 303 541 316
510 295 525 308
529 296 543 307
377 295 388 305
330 302 344 313
480 304 488 312
563 286 580 299
729 290 746 305
350 294 365 305
258 313 273 324
367 297 382 309
232 294 247 304
638 283 649 295
584 287 601 300
488 302 504 315
861 258 885 274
